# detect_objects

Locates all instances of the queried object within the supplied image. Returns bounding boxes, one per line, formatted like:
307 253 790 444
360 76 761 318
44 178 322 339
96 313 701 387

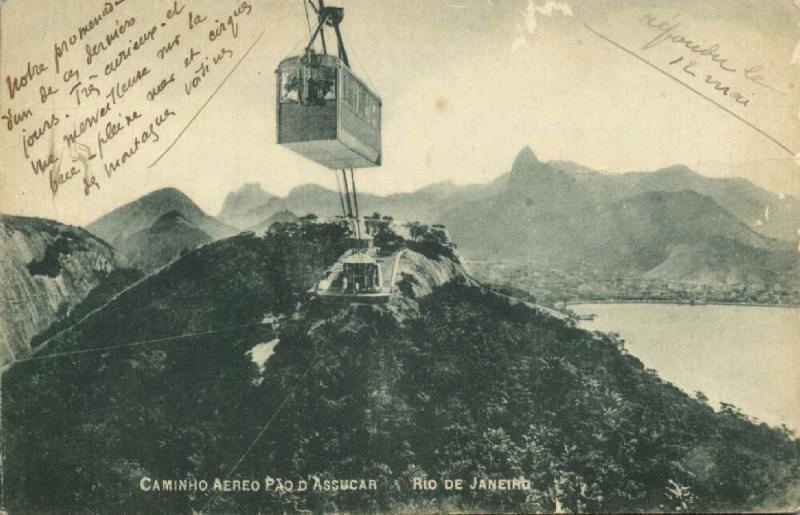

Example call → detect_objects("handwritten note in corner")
1 0 257 209
583 7 798 162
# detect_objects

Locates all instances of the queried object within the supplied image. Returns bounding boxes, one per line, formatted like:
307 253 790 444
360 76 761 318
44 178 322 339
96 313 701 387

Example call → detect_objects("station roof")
341 253 377 265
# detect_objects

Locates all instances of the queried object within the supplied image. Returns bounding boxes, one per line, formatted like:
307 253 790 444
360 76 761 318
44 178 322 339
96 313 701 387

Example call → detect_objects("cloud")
512 0 574 52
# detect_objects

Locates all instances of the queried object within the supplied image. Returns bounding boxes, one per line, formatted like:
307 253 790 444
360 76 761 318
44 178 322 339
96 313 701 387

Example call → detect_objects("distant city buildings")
468 261 800 308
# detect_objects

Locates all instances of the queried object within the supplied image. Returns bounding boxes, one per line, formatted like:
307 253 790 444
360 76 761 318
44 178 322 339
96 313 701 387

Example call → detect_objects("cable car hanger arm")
304 0 349 67
304 10 329 55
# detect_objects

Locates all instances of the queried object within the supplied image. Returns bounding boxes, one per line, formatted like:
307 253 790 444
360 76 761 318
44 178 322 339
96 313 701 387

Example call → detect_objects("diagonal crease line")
584 23 796 157
149 29 267 169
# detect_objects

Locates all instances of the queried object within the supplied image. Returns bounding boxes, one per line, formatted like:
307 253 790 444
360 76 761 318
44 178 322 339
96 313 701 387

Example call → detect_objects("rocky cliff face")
394 249 475 299
0 215 124 365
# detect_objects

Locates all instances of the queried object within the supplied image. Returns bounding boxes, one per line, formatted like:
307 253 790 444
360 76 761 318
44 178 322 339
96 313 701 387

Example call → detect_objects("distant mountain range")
216 148 800 242
552 160 800 242
208 147 799 285
87 187 237 245
215 178 505 231
218 182 278 228
246 209 298 234
76 147 799 284
86 188 237 272
441 148 799 284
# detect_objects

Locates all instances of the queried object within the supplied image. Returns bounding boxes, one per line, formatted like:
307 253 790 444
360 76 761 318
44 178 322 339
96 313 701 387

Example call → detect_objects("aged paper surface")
0 0 798 512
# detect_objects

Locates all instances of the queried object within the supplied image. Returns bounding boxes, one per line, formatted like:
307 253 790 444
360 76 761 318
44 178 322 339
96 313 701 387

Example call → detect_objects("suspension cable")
302 0 312 36
199 365 313 514
333 19 350 67
340 169 354 219
349 168 363 244
349 168 362 222
334 171 347 218
12 323 270 363
340 170 362 256
340 171 361 291
317 0 328 54
337 31 376 92
341 170 358 242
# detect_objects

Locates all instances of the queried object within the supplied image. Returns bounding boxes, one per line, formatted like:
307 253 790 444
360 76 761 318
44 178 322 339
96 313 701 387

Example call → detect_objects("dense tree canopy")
3 221 798 513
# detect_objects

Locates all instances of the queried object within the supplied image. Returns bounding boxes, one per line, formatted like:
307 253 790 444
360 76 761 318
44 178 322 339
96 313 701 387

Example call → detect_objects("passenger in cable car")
280 70 301 102
308 66 336 104
279 52 336 106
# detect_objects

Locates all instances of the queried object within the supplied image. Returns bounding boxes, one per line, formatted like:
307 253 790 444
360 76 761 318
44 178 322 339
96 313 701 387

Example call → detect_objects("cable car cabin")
276 51 381 169
315 252 390 304
341 254 382 292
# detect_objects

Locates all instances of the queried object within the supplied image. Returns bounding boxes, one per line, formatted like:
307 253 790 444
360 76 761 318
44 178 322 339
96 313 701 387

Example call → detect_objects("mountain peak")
236 182 273 196
149 210 194 232
288 183 332 195
417 180 460 197
140 187 195 205
124 188 203 218
653 164 697 177
87 187 235 245
218 183 277 226
512 146 540 172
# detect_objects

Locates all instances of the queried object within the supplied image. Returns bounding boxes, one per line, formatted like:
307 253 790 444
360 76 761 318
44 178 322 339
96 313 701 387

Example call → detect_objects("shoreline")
565 300 800 309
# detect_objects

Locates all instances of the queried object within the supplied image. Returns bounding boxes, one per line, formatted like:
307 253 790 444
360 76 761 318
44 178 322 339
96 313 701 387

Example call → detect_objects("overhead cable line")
13 323 269 363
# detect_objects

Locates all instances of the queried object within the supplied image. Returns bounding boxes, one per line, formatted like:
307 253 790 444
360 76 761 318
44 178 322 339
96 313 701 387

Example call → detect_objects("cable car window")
357 87 368 119
341 68 379 128
320 66 336 100
306 65 336 104
365 95 379 128
280 69 301 103
343 73 358 110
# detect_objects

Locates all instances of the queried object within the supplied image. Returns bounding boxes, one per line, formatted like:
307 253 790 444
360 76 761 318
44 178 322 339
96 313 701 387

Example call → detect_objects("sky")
1 0 799 225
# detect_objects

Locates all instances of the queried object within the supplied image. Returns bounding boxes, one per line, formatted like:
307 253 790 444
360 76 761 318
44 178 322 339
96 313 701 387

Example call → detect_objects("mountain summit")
116 210 214 271
85 188 237 272
86 187 236 245
218 183 278 227
511 145 540 173
442 147 800 282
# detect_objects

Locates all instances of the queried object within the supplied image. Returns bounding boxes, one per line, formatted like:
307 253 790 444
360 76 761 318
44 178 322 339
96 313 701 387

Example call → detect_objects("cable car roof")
341 253 378 264
275 53 382 105
275 53 340 70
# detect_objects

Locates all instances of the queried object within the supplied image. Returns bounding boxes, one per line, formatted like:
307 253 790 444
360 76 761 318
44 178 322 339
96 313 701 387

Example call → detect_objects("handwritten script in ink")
640 13 786 109
2 0 254 199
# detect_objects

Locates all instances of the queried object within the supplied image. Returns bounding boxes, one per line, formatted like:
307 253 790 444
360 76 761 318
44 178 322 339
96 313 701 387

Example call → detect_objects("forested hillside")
4 220 798 513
